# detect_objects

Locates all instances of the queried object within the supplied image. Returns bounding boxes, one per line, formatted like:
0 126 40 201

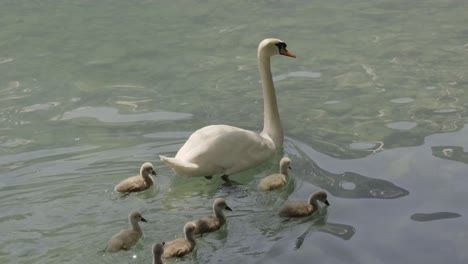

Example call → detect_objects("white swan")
160 38 296 177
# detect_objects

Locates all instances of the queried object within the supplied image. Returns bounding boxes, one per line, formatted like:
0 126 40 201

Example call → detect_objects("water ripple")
51 107 192 123
273 71 321 82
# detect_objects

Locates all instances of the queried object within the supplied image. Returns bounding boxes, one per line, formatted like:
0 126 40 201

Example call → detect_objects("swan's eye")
275 42 287 50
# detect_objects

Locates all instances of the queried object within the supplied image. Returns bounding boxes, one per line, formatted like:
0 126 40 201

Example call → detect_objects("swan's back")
278 201 314 217
114 175 152 192
162 237 195 258
258 173 287 191
163 125 275 176
107 229 142 251
193 215 223 234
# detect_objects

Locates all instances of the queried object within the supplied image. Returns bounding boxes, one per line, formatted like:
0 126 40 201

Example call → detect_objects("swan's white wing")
164 125 276 176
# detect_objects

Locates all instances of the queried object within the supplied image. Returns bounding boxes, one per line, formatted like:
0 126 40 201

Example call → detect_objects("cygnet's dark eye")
275 42 287 50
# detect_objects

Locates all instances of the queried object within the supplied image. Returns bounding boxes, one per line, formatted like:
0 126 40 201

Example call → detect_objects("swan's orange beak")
280 48 296 58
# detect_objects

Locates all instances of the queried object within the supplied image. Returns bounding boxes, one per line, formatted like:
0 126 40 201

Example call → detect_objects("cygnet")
105 211 148 252
114 162 156 193
162 222 197 258
258 157 291 191
279 191 330 217
192 198 232 235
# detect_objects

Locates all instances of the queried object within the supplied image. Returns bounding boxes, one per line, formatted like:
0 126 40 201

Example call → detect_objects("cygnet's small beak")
162 242 165 246
324 200 330 206
141 217 148 223
225 205 233 211
280 48 296 58
151 170 157 176
288 165 292 170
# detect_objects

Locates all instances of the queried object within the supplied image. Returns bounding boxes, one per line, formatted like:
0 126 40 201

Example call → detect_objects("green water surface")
0 0 467 263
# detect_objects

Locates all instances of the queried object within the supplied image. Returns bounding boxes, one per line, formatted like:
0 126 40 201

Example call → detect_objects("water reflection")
272 71 322 82
410 212 461 222
308 161 408 199
51 107 192 123
288 138 409 199
295 207 355 250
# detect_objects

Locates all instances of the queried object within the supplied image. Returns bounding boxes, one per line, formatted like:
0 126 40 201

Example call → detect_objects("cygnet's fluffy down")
258 156 291 191
114 162 156 193
279 191 330 217
105 211 148 252
162 222 197 258
152 242 165 264
192 198 232 235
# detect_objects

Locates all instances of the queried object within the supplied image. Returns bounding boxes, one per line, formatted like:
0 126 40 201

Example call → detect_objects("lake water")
1 0 467 263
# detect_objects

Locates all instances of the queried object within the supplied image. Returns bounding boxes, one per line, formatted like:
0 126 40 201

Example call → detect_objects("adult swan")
160 38 296 177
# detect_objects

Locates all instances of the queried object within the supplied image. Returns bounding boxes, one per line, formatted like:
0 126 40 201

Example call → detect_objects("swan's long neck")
153 253 163 264
141 172 153 185
185 229 195 242
214 206 225 221
308 195 319 213
258 52 283 147
280 163 289 177
130 218 142 234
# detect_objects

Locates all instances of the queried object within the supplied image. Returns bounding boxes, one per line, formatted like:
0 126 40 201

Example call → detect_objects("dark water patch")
307 160 409 199
432 146 468 164
316 222 356 241
411 212 461 222
438 95 458 104
294 207 356 250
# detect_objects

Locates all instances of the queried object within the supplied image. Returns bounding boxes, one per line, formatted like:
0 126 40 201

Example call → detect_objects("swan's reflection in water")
287 137 409 199
294 207 355 250
308 163 409 199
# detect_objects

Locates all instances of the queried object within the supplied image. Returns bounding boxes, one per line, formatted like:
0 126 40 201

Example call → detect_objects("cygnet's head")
213 198 232 211
258 38 296 58
309 191 330 206
129 211 148 223
280 157 292 170
152 242 165 256
140 162 157 176
183 222 197 236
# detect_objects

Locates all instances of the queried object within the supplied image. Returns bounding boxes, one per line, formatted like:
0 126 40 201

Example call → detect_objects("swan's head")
213 198 232 212
152 242 165 256
309 191 330 206
129 211 148 223
140 162 157 176
183 221 197 237
258 38 296 58
280 156 292 171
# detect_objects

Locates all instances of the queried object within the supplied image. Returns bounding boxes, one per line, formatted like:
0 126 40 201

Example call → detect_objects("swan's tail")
159 155 201 176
